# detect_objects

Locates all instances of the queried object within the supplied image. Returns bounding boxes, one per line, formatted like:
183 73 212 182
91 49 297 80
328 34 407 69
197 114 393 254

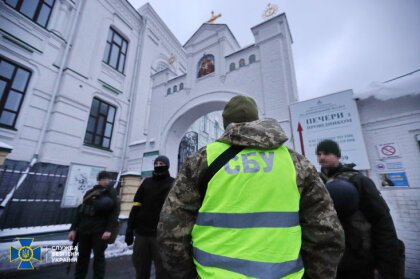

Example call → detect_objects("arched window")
239 59 245 67
173 85 177 93
249 54 256 64
197 54 215 78
179 83 184 90
229 63 236 71
167 88 171 95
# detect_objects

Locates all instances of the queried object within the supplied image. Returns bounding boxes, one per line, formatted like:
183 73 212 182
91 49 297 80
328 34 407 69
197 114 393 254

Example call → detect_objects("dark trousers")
337 268 374 279
132 234 167 279
75 233 108 279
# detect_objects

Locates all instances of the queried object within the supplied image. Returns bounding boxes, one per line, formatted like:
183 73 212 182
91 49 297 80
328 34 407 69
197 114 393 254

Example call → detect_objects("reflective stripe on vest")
192 142 303 279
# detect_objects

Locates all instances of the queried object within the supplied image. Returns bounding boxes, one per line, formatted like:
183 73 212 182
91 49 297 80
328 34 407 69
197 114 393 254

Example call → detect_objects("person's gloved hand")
125 229 134 246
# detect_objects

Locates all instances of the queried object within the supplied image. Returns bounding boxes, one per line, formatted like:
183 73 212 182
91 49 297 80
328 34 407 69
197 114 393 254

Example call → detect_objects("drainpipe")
113 17 147 188
0 0 83 211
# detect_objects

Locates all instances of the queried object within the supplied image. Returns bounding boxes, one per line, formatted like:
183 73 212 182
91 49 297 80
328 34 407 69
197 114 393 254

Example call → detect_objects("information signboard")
290 90 370 170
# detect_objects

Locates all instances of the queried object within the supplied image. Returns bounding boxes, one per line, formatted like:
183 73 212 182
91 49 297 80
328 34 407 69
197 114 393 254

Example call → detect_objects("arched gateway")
127 14 298 176
161 91 241 175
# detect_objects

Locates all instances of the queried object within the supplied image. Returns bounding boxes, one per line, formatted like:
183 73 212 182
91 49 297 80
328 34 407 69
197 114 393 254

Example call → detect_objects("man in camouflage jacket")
157 96 344 279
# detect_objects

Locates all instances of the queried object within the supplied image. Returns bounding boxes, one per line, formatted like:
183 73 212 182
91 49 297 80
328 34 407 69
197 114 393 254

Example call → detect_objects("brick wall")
381 189 420 279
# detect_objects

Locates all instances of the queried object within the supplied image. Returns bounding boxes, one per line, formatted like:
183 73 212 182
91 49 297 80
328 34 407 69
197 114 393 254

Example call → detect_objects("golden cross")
207 10 222 23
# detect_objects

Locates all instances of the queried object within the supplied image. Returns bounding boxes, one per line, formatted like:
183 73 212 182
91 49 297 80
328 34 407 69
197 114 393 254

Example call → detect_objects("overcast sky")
128 0 420 101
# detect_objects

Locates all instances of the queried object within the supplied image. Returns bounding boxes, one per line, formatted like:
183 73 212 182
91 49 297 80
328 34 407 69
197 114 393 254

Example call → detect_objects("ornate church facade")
0 0 298 227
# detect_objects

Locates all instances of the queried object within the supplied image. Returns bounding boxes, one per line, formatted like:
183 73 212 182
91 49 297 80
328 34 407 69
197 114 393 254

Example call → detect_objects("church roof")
183 23 240 48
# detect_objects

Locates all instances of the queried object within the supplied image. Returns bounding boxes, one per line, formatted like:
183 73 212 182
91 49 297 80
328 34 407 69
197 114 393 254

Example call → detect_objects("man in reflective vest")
158 95 344 278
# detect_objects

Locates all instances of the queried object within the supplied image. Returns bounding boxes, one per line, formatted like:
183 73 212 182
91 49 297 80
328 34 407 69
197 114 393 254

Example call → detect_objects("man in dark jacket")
316 139 401 279
68 171 120 279
125 156 174 279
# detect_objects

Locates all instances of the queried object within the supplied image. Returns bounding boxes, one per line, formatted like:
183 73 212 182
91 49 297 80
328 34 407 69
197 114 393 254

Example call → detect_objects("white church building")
0 0 297 225
0 0 419 277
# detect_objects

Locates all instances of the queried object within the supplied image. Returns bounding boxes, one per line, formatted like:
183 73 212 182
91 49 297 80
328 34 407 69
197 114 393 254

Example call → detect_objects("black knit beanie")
154 155 170 168
97 171 110 181
222 95 259 129
316 139 341 157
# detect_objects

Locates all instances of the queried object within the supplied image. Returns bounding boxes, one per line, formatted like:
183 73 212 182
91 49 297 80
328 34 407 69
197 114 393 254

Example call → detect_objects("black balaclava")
154 155 170 174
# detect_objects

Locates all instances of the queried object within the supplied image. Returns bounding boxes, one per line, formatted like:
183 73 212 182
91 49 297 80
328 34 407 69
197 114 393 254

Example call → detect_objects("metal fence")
0 159 120 230
0 159 76 230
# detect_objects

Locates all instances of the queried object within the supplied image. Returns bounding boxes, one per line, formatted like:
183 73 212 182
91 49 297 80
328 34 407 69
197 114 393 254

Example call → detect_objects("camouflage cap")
222 95 259 129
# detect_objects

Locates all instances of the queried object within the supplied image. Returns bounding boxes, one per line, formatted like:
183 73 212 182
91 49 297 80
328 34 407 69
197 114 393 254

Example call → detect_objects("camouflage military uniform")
157 119 345 279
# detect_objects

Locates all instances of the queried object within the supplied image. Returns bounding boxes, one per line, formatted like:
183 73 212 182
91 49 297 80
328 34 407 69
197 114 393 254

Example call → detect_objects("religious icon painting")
197 54 215 78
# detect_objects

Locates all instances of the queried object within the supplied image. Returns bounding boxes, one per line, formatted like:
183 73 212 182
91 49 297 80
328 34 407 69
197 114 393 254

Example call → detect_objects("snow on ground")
0 141 12 151
355 69 420 101
0 224 71 237
121 171 142 176
0 235 132 271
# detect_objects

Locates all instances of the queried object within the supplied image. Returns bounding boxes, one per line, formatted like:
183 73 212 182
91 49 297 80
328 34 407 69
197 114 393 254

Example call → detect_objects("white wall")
124 3 187 172
358 94 420 279
0 0 143 172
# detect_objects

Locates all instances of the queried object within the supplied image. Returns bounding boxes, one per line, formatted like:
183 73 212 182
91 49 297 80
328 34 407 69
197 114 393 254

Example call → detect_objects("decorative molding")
0 29 43 53
101 61 126 82
83 143 113 152
1 1 67 45
147 28 160 43
1 2 49 36
225 44 257 58
54 96 90 112
52 63 88 80
0 124 18 131
361 110 420 129
147 34 159 46
98 79 123 95
108 0 141 30
113 12 133 30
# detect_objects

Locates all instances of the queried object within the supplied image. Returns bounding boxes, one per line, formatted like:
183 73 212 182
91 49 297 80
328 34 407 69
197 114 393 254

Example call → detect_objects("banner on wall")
378 172 409 187
376 142 401 159
374 160 404 172
290 90 370 170
61 164 105 207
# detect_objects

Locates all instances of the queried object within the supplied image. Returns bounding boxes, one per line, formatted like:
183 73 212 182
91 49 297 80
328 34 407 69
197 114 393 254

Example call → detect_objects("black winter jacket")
128 171 174 236
70 185 120 234
321 163 400 279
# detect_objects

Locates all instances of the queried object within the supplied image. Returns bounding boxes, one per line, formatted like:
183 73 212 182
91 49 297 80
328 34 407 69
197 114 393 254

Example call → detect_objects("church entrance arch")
159 91 246 175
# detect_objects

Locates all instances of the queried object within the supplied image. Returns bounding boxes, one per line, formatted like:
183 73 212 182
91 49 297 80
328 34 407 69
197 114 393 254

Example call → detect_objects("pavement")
0 254 156 279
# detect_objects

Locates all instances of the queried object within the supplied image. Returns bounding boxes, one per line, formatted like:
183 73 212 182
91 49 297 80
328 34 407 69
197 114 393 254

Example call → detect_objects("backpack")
345 173 405 278
82 187 120 244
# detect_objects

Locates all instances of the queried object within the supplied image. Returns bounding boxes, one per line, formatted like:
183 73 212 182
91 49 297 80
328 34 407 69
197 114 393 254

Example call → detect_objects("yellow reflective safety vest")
191 142 304 279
